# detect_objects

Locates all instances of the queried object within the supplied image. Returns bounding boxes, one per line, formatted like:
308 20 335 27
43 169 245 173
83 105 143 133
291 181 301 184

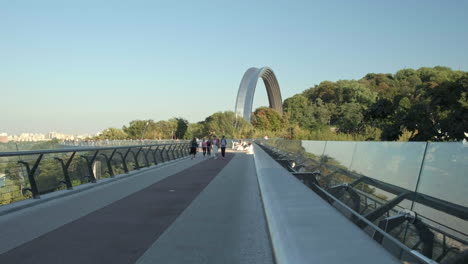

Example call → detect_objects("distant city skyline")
0 131 96 143
1 1 468 134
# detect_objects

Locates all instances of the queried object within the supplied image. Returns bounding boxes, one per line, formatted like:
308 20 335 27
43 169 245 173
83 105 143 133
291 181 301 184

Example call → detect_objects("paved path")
136 152 273 264
0 153 274 264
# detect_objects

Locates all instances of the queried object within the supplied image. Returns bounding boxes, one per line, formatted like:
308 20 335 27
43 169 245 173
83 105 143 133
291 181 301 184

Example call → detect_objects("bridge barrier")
256 139 467 264
0 143 191 208
253 143 405 264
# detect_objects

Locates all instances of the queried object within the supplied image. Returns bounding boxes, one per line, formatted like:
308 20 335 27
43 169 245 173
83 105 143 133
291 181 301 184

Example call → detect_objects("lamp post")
141 121 150 143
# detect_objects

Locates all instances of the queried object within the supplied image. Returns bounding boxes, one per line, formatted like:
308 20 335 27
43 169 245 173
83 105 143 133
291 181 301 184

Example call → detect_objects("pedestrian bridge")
0 141 466 264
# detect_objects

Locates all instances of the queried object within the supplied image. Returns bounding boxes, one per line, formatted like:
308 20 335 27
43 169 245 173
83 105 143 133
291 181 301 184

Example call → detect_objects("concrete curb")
252 144 400 264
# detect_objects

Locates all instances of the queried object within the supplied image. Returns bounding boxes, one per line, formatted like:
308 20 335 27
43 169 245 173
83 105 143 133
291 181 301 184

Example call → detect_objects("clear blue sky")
1 0 467 134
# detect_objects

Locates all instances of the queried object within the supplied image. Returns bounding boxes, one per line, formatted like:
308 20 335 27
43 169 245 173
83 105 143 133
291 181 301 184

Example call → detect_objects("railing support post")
152 146 159 165
100 149 116 177
80 150 99 183
160 146 166 163
165 145 171 161
143 147 151 167
116 149 130 173
54 151 76 189
18 154 43 199
133 148 142 170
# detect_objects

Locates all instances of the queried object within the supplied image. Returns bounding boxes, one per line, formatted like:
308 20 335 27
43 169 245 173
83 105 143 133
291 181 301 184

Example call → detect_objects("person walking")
220 135 228 159
212 135 220 159
206 137 212 157
190 137 198 160
201 138 207 157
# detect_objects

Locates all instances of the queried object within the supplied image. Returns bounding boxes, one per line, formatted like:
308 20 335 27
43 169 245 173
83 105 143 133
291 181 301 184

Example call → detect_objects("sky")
1 0 468 134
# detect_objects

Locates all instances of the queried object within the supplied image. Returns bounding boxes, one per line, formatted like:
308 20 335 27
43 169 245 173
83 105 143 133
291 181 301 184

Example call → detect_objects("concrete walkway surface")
0 152 274 264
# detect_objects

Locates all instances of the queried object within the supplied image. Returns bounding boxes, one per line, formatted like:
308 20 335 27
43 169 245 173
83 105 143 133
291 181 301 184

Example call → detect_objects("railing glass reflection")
258 139 467 264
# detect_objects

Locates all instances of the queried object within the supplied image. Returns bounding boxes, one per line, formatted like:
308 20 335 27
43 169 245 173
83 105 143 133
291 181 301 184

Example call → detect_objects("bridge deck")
0 149 401 264
0 152 273 264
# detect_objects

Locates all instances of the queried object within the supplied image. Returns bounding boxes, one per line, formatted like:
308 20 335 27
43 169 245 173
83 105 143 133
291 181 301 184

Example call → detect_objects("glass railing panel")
349 142 426 214
350 142 426 191
320 141 356 187
257 139 467 263
412 142 468 261
322 141 356 169
416 142 467 208
300 140 326 169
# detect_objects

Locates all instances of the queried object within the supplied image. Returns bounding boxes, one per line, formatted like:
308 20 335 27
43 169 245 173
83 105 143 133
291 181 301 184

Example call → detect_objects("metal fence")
0 142 190 206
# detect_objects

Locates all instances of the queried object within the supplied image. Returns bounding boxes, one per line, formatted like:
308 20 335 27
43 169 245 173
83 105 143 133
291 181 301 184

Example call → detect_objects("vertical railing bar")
411 142 429 211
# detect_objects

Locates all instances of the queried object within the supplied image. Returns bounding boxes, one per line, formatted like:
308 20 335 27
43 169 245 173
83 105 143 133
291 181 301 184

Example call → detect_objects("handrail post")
173 144 178 159
54 151 76 189
116 149 129 173
178 144 183 158
80 150 99 183
171 144 177 160
165 145 171 161
160 146 166 163
18 154 43 199
133 147 142 170
100 149 116 177
152 146 159 165
143 147 151 167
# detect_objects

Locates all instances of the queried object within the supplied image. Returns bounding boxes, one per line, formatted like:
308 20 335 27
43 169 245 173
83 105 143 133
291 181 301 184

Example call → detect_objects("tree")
146 120 178 139
283 94 318 129
303 81 337 103
204 111 253 138
123 120 151 139
252 107 285 132
186 122 207 139
96 128 128 140
336 103 365 133
174 118 189 139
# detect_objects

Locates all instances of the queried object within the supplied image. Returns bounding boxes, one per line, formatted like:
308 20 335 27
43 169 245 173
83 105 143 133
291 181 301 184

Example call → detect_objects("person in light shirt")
201 138 208 157
212 135 220 159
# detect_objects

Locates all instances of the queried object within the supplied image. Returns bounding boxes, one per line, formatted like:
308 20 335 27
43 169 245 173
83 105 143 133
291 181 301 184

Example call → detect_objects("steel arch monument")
235 67 283 122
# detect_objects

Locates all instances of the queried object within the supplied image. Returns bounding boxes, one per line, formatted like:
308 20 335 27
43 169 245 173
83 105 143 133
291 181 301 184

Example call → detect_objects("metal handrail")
0 142 191 203
256 142 466 264
309 182 436 264
0 142 188 157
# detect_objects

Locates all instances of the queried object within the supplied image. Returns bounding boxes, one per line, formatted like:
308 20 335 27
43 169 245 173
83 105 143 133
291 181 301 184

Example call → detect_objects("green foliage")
123 120 150 139
174 118 189 139
30 139 62 151
147 119 178 139
287 66 468 141
336 103 365 133
252 107 285 132
283 94 319 129
204 111 253 138
92 66 466 143
186 122 207 139
96 128 128 140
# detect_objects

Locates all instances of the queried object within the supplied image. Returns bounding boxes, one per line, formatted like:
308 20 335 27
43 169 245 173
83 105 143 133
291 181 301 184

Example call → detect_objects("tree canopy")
93 66 467 142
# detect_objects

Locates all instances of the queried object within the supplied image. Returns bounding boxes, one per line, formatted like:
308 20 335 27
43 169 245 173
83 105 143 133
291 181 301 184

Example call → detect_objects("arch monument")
234 67 283 122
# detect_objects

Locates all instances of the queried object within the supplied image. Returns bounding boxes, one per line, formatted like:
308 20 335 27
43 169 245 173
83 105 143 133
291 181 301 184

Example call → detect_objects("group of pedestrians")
190 135 228 160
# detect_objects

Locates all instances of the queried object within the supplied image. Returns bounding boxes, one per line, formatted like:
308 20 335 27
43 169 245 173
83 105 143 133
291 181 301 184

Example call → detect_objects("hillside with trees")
94 66 467 142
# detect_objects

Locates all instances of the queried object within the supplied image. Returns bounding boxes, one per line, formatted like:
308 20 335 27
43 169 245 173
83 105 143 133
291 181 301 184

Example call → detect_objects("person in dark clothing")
206 138 212 156
190 137 198 160
220 135 227 159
